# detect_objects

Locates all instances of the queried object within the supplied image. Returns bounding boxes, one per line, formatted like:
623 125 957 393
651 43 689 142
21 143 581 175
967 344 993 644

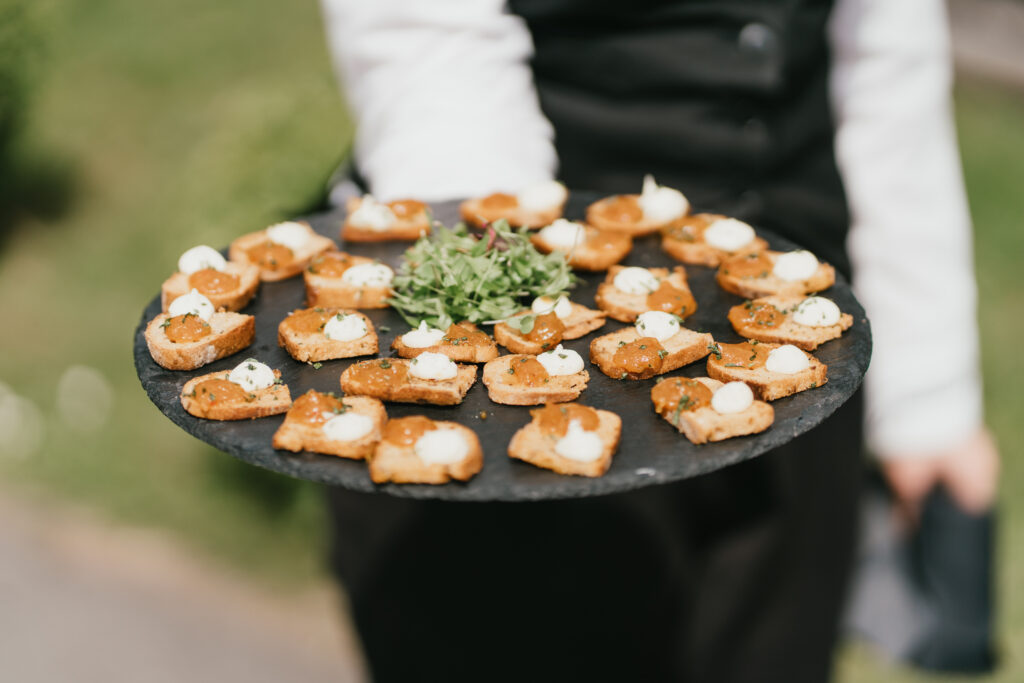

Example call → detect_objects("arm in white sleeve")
829 0 983 457
320 0 557 201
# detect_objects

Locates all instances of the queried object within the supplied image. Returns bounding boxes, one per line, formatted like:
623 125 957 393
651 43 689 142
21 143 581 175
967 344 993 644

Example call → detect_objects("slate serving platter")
134 193 871 502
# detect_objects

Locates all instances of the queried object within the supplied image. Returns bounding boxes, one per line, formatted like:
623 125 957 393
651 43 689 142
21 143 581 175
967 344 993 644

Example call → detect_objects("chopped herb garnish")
379 325 390 334
657 349 668 359
671 395 693 426
707 343 722 360
379 360 392 369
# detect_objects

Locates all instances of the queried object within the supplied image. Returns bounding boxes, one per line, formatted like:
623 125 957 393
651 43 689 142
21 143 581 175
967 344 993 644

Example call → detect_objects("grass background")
0 0 1021 679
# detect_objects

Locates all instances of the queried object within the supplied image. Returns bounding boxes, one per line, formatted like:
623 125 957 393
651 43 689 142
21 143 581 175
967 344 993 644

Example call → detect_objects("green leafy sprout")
387 220 576 328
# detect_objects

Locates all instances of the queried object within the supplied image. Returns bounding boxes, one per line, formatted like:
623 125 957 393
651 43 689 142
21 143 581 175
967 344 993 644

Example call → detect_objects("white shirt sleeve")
829 0 984 457
319 0 557 202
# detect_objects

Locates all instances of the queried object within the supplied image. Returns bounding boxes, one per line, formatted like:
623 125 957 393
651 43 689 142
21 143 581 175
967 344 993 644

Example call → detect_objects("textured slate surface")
134 194 871 502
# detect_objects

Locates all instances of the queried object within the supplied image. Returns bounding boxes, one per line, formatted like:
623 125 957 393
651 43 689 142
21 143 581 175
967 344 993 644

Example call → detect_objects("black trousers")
327 393 863 683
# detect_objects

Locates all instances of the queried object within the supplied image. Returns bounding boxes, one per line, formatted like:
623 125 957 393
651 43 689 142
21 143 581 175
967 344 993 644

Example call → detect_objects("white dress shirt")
321 0 983 459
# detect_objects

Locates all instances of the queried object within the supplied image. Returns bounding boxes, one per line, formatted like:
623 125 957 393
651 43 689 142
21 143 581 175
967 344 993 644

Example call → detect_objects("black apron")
331 2 863 681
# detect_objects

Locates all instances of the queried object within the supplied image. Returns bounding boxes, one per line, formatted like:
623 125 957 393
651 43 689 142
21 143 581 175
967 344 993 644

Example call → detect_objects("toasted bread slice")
228 222 335 282
595 265 697 323
482 355 589 405
459 194 565 229
494 304 607 355
145 312 255 371
706 341 827 401
391 322 498 363
303 251 392 309
180 368 291 420
339 358 477 406
161 262 260 313
507 404 621 477
727 296 854 350
716 250 836 298
530 226 633 271
651 377 774 444
661 213 769 266
277 308 378 363
585 195 686 237
589 326 714 380
368 419 483 484
272 392 386 460
341 196 430 242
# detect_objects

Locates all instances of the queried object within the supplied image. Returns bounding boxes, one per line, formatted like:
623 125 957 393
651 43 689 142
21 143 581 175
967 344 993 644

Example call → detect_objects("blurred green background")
0 0 1020 680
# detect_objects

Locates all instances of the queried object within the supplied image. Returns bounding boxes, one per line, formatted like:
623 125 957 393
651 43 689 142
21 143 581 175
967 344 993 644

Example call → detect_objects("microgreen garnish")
387 220 576 328
507 314 537 335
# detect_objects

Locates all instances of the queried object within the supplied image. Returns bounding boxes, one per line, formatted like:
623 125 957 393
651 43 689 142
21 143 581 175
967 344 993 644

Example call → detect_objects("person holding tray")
319 0 999 680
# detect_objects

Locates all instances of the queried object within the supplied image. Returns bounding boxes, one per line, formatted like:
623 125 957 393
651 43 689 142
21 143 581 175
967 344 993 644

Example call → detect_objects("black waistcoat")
508 0 851 275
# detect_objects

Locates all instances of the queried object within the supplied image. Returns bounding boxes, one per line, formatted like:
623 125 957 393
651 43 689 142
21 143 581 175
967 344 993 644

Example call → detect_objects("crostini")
145 289 254 371
508 403 621 477
589 311 714 380
369 416 483 484
272 391 386 460
586 175 689 237
706 341 827 401
727 296 853 350
482 346 589 406
392 321 498 363
595 265 697 323
493 295 606 355
459 180 568 229
529 219 632 271
661 214 768 266
161 244 259 313
716 249 835 299
228 221 335 282
340 355 477 406
651 377 774 444
180 358 291 420
304 251 393 309
277 308 378 363
341 195 430 242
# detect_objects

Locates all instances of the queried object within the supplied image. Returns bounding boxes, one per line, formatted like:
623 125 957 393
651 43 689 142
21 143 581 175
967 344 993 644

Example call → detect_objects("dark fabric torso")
508 0 851 275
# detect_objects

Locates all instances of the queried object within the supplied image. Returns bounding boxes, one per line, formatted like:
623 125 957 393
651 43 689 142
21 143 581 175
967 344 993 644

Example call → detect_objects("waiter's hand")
881 427 1000 523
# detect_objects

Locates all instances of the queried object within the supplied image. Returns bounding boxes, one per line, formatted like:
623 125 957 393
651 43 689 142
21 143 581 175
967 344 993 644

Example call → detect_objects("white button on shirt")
320 0 983 459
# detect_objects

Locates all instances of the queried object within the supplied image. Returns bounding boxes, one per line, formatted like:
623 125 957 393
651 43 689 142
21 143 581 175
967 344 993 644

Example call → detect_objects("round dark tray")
134 193 871 502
